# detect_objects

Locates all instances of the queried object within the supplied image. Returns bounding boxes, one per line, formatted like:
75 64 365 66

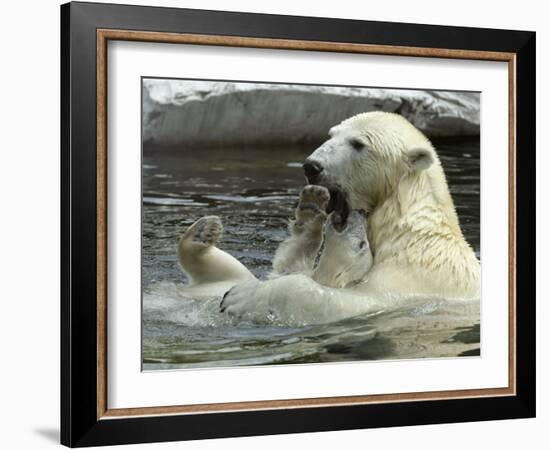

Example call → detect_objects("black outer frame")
60 1 536 447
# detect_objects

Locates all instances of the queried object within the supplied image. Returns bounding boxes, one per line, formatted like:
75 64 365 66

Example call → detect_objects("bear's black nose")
303 160 323 184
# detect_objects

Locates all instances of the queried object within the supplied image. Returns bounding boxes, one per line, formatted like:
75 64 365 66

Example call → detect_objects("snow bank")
143 80 479 147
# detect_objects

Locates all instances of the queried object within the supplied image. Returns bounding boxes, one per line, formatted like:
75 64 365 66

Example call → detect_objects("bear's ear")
328 125 341 137
408 146 434 171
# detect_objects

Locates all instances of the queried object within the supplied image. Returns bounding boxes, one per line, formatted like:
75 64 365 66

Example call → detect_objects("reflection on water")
142 138 480 370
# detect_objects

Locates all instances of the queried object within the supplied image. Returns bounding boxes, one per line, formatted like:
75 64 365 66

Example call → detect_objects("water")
142 138 480 370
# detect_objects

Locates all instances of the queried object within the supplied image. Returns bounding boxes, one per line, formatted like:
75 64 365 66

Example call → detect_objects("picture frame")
60 1 536 447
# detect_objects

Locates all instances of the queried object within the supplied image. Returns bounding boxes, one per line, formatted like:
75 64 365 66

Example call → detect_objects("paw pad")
297 185 330 217
190 216 223 246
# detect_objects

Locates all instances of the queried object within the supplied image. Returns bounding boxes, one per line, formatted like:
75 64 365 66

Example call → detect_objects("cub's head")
312 207 373 289
303 112 436 212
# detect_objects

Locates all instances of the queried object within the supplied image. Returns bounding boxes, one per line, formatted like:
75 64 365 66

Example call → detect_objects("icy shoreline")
143 80 480 147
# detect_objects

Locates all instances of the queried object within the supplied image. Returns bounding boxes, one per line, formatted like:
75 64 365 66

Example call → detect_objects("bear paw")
296 184 330 226
184 215 223 247
219 280 276 323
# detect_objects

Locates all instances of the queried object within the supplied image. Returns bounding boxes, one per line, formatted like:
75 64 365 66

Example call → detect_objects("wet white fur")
221 112 480 324
177 208 373 299
176 217 256 297
310 211 373 289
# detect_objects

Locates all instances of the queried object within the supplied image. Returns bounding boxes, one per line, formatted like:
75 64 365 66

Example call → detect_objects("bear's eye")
349 138 365 152
359 241 367 249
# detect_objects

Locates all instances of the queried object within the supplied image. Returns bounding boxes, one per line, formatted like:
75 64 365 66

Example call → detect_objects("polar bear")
271 184 373 285
218 111 480 324
177 185 374 301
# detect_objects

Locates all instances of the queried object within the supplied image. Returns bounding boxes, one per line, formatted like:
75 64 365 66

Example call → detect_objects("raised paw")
182 215 223 248
295 185 330 221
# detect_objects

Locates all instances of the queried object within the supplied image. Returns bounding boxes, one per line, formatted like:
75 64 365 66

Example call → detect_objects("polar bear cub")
177 185 373 298
272 185 373 288
312 208 373 289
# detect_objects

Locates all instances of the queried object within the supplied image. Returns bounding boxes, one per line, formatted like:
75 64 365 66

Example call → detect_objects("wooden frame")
61 1 535 447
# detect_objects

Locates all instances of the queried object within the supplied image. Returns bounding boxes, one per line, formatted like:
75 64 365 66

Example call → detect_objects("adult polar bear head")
304 111 480 300
305 111 439 214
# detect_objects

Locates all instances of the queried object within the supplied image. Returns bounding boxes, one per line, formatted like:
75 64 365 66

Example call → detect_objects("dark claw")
219 288 233 313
